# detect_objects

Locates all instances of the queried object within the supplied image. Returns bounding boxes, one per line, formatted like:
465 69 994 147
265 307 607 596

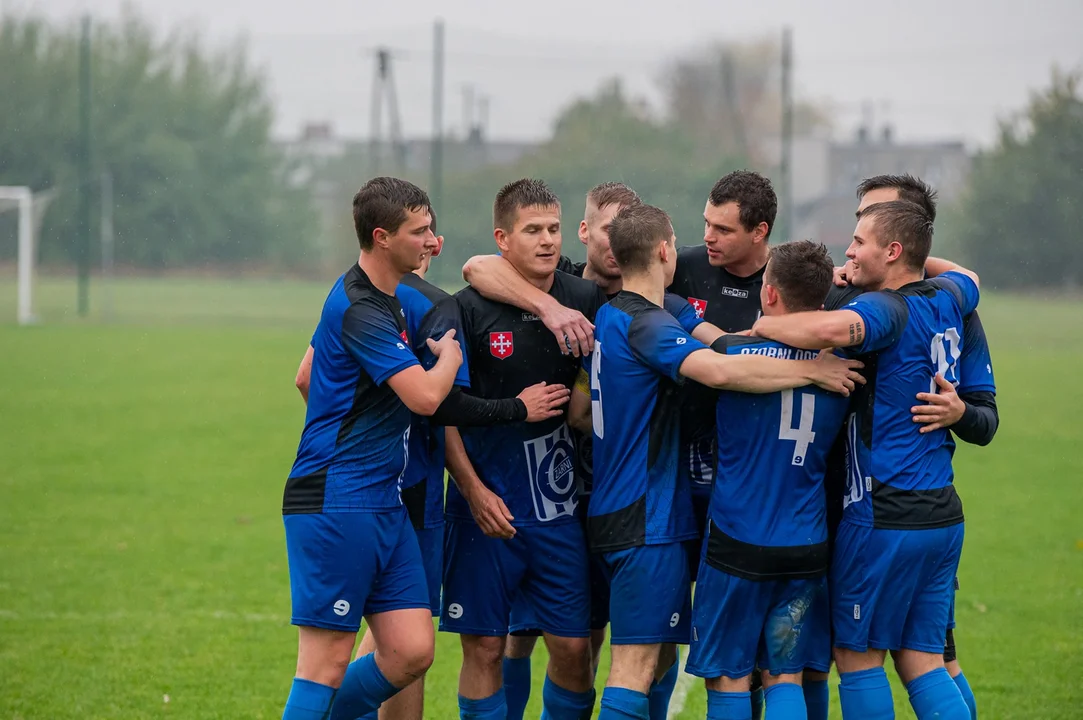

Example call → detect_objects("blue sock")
503 656 532 720
763 682 806 720
541 675 596 719
953 672 977 720
648 656 679 719
907 668 970 720
328 653 398 720
599 686 650 719
750 686 764 719
803 679 830 720
839 667 894 720
459 689 507 720
283 677 336 720
706 689 752 720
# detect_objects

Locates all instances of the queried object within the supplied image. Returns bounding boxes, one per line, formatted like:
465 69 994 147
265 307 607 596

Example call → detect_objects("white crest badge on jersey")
687 297 708 319
490 331 514 359
523 424 577 521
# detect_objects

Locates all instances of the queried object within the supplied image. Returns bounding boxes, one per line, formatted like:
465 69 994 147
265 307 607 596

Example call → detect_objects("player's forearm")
753 311 863 349
411 355 460 416
925 256 981 289
295 345 314 403
463 254 556 317
430 387 527 427
709 354 827 394
444 427 485 495
691 321 726 346
953 392 999 446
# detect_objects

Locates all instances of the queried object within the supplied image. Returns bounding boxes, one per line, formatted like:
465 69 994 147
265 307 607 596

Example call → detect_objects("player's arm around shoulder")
677 337 864 396
751 308 869 350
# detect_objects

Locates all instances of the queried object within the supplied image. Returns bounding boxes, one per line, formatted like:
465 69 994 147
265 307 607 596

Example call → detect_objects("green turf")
0 276 1081 718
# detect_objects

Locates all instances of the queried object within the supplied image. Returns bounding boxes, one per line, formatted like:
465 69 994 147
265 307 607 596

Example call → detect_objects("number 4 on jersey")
779 389 816 466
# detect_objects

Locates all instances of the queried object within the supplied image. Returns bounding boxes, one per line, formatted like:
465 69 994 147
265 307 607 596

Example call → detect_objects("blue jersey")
587 291 708 551
706 336 851 580
841 271 980 528
285 264 421 514
396 273 471 530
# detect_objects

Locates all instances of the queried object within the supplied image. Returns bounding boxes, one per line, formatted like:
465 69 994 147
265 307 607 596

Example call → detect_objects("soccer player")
440 178 607 720
461 182 703 720
293 209 573 720
816 174 999 720
280 177 461 720
684 240 851 720
751 200 980 720
566 204 864 720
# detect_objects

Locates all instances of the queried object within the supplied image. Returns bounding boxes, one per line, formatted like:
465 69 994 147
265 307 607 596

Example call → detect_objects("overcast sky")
26 0 1083 148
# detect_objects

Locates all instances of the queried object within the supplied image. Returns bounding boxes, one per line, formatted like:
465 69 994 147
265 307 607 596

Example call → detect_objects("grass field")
1 276 1082 719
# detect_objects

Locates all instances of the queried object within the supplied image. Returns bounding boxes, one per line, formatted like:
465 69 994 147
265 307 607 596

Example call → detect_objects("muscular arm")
677 346 863 396
925 256 980 289
385 349 460 416
462 254 594 355
752 309 867 350
295 345 314 403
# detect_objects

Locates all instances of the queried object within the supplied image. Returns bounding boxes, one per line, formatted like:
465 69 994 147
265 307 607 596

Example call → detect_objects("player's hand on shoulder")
812 350 865 396
463 484 516 539
517 381 571 422
911 373 965 433
833 261 855 288
427 329 462 367
540 301 594 357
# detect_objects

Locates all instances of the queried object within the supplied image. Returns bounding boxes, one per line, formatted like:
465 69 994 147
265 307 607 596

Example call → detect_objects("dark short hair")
587 182 640 212
765 240 835 312
608 203 673 274
708 170 778 240
493 178 560 231
858 200 934 271
856 174 938 222
352 177 430 251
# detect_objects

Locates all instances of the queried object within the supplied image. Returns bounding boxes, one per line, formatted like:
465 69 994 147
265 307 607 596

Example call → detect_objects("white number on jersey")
590 341 604 439
929 327 962 391
779 389 816 466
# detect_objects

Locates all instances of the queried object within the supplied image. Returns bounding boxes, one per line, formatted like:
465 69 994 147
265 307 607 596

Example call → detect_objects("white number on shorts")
779 389 816 466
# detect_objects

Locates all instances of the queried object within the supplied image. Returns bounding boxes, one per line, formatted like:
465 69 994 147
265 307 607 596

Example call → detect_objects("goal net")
0 186 57 325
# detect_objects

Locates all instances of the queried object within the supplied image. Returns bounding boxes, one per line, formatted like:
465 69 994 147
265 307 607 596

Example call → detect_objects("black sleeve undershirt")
430 386 527 427
952 390 999 447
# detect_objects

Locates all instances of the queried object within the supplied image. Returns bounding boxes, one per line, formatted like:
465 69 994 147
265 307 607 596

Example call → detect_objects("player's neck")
357 252 404 295
622 270 664 307
723 246 768 278
512 264 555 292
877 266 924 291
583 263 621 294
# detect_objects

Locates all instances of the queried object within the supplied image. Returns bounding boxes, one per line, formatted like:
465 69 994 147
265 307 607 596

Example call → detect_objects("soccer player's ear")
372 227 391 249
494 227 510 255
432 235 445 257
578 219 589 247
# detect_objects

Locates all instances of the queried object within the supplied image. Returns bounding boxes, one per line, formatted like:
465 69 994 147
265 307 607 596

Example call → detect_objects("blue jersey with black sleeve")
705 335 850 580
586 291 708 552
841 270 980 529
395 272 472 530
285 264 421 514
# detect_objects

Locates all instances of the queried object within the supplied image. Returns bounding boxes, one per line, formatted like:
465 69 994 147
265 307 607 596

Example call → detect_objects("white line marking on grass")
668 649 696 719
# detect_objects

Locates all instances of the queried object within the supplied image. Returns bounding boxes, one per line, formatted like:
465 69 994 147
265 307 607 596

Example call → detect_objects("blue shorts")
415 524 444 616
803 581 833 673
440 519 590 638
602 542 692 645
509 534 610 635
687 561 826 679
284 509 429 632
831 520 964 654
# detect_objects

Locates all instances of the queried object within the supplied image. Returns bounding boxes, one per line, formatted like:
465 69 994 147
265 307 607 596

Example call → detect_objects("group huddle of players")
280 169 999 720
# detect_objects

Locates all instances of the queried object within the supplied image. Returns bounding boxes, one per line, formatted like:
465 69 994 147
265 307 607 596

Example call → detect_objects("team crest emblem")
490 331 514 359
688 297 708 319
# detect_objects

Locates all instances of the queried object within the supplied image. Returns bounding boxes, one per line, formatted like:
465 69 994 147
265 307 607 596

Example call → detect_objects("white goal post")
0 186 34 325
